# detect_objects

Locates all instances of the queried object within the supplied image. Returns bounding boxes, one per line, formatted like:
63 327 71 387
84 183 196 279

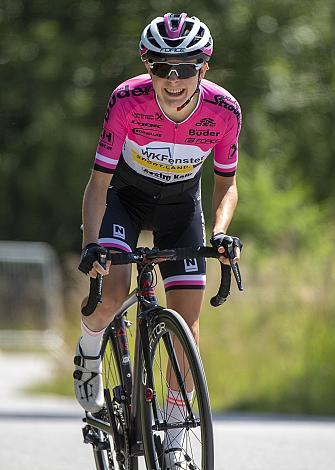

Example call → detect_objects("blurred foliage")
1 0 334 252
31 243 335 415
1 0 335 414
202 243 335 415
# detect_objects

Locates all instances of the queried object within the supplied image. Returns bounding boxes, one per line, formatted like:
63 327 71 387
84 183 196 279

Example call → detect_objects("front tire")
140 308 214 469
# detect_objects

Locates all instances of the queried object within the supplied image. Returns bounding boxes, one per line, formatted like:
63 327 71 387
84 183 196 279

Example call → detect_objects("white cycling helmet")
139 12 213 62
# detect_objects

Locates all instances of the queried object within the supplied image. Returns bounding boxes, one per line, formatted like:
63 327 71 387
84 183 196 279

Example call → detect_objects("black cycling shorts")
98 183 206 291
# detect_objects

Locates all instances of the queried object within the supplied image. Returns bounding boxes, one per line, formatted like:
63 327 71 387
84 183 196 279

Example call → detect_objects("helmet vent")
164 38 183 47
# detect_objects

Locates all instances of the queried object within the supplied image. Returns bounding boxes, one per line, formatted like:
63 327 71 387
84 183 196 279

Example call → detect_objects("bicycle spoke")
99 334 133 470
103 338 118 389
141 311 213 469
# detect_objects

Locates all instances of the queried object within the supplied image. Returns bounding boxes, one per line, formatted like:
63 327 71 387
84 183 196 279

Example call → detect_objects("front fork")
139 310 160 423
139 305 196 427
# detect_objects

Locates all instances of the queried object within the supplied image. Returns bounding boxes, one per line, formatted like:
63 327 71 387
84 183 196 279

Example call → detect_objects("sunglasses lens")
177 64 199 79
151 63 173 78
151 63 199 79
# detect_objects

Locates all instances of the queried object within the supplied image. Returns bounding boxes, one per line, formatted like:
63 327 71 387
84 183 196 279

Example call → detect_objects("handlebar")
81 246 243 316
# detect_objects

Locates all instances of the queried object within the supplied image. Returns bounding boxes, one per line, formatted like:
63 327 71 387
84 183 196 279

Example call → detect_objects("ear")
200 62 209 79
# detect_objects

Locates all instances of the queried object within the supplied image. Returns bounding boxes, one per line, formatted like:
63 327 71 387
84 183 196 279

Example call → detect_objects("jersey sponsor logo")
132 128 162 138
132 150 196 173
99 128 114 145
131 112 164 122
142 168 172 182
131 120 161 129
122 137 210 183
98 128 114 151
204 95 241 124
141 147 205 166
142 147 172 164
105 85 152 122
132 112 155 120
189 129 220 137
229 144 237 159
142 168 193 182
113 224 125 240
185 137 220 144
184 259 198 273
98 141 113 151
172 172 193 181
114 85 151 99
195 117 216 127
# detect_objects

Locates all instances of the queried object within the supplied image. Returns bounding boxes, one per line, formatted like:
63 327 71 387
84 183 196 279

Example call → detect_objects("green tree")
1 0 334 251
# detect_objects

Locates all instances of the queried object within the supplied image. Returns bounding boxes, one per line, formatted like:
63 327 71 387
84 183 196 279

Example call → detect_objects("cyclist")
74 12 242 468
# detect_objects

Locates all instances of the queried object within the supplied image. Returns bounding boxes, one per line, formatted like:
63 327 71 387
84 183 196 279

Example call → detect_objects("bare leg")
74 263 132 412
81 263 132 332
165 289 204 392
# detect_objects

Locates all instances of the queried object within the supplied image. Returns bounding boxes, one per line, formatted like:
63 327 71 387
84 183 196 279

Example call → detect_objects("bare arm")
82 170 113 248
211 174 240 263
212 174 238 234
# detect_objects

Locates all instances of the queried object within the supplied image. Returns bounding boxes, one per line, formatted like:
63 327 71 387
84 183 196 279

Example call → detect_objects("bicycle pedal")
92 406 109 421
82 425 97 444
82 426 110 450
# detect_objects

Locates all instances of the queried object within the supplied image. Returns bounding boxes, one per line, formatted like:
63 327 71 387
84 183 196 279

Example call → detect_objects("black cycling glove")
78 243 103 275
210 232 243 258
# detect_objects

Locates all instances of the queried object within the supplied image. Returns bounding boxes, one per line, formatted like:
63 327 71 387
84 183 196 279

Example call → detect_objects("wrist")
212 230 226 236
212 227 227 238
82 239 99 249
85 242 100 249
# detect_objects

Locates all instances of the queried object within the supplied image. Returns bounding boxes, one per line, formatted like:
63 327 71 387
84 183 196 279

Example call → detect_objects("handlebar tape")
81 249 107 316
81 276 102 316
210 264 231 307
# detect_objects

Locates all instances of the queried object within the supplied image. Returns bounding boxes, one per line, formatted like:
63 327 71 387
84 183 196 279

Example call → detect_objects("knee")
95 292 127 320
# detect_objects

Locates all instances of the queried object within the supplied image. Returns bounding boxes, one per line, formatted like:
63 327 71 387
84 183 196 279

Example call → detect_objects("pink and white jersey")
95 74 241 184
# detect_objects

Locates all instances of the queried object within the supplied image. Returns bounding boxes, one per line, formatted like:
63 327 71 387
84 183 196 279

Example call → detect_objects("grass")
30 239 335 416
201 243 335 415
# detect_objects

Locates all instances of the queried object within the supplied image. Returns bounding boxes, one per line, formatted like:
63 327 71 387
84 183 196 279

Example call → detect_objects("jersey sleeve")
213 101 242 177
94 91 128 174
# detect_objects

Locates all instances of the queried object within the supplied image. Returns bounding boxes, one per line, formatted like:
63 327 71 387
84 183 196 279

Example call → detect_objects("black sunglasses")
148 61 203 79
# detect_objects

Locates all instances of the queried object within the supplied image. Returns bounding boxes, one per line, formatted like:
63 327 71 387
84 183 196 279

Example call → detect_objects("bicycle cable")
138 263 158 289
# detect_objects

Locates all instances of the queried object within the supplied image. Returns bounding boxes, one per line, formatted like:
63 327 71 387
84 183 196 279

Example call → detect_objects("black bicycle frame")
84 261 165 458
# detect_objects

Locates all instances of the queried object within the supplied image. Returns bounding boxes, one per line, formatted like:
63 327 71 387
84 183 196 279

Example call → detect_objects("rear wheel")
88 321 137 470
140 309 214 469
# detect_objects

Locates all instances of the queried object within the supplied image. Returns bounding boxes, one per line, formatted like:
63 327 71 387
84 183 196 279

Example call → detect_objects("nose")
167 70 179 81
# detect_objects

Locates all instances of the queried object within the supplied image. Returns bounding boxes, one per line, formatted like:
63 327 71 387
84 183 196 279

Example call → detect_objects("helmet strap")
176 71 201 112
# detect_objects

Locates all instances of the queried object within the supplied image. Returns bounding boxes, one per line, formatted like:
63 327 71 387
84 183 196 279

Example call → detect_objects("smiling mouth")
164 88 184 97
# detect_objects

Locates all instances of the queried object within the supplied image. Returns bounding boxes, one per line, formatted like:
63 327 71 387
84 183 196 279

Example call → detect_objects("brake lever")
230 259 243 291
96 248 107 302
226 243 243 291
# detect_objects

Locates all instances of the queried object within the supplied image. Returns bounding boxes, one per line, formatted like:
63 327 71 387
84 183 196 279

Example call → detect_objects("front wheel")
140 308 214 469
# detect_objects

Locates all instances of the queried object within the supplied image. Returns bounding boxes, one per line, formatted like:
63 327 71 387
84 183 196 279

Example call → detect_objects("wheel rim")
101 337 131 470
147 323 209 469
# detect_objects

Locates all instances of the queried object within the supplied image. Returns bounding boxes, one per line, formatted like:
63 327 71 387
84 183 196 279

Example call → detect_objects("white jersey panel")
122 137 212 184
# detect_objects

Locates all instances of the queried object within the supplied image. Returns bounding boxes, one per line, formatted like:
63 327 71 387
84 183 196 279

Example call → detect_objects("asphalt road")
0 354 334 470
